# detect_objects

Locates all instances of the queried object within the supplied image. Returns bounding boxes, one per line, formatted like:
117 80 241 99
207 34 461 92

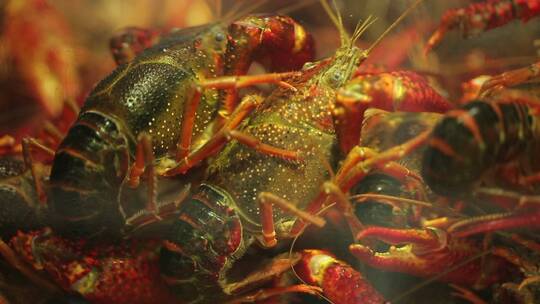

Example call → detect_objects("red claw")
350 227 515 288
10 230 176 304
295 249 386 304
228 15 315 74
424 9 463 54
425 0 540 54
334 71 453 154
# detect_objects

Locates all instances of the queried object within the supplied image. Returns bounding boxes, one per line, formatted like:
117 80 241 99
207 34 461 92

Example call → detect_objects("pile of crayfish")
1 0 540 303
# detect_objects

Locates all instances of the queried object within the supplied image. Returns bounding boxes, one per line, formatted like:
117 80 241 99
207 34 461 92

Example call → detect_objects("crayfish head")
318 0 373 89
323 45 363 89
197 22 229 55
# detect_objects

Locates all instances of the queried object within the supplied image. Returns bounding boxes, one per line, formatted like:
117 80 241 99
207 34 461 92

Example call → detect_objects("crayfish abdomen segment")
422 100 534 196
161 184 245 302
49 111 130 238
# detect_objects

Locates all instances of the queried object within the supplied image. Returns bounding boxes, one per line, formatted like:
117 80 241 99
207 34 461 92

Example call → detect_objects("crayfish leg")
445 187 540 238
425 0 540 53
162 94 263 176
175 72 299 162
225 253 319 304
320 181 365 237
336 139 429 195
176 89 203 160
21 137 54 205
257 192 326 248
480 61 540 97
126 133 158 213
226 130 302 162
163 93 302 177
200 71 298 116
449 209 540 238
291 142 429 237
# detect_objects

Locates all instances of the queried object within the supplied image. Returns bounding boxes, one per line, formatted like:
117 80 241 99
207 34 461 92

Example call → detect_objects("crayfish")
344 2 540 296
45 11 314 239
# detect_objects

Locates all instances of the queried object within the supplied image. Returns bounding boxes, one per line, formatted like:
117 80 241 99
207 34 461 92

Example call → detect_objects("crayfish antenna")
351 16 377 47
320 0 350 46
319 0 377 85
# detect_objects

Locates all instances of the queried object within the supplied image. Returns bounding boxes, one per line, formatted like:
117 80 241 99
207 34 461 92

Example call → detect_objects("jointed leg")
165 94 262 176
169 71 298 173
165 94 301 176
447 188 540 237
202 71 298 118
42 121 64 144
21 138 55 205
320 182 364 237
126 133 158 217
289 146 378 234
520 171 540 186
337 130 430 193
258 192 326 248
480 61 540 97
0 238 59 293
176 90 202 160
491 245 540 304
223 251 322 303
448 209 540 238
508 233 540 254
334 146 378 186
226 130 300 161
292 135 430 236
198 71 299 91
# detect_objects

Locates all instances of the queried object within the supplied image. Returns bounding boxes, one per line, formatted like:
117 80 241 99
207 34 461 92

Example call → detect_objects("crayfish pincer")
47 14 314 238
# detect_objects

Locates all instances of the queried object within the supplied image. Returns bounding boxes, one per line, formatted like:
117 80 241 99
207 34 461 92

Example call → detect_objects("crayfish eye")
214 32 225 42
330 71 343 86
